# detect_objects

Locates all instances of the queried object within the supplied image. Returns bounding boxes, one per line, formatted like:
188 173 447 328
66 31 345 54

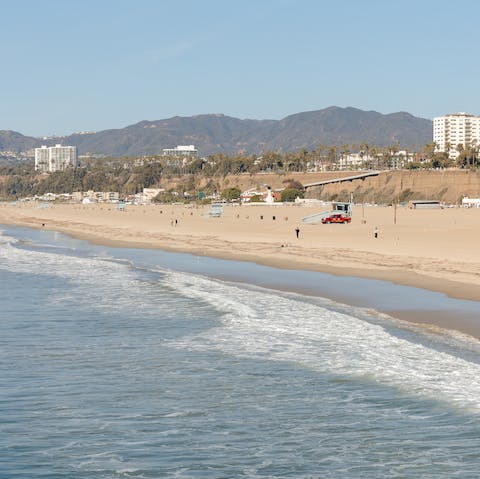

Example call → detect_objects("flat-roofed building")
433 113 480 159
162 145 198 157
35 144 78 172
34 146 49 172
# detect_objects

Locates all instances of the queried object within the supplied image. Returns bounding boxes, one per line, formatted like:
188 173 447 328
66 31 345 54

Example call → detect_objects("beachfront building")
35 144 78 172
461 196 480 208
433 113 480 159
240 187 281 203
75 190 120 203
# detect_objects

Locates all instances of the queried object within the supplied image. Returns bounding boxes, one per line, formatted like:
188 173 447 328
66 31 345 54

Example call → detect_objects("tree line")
1 141 479 200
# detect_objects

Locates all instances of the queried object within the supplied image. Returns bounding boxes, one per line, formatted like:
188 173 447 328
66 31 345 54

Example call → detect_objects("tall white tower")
433 113 480 159
35 145 78 172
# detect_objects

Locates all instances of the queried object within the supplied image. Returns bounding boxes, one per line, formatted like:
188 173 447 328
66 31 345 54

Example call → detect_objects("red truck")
321 213 351 224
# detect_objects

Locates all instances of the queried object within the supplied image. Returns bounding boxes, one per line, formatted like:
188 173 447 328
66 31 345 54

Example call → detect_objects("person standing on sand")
295 227 300 239
374 226 379 239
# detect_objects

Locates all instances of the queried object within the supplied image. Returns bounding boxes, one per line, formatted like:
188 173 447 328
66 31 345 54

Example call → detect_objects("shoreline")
2 202 480 300
31 226 480 303
1 201 480 339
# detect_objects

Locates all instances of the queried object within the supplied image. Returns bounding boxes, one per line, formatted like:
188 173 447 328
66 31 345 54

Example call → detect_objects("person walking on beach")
374 226 379 239
295 226 300 239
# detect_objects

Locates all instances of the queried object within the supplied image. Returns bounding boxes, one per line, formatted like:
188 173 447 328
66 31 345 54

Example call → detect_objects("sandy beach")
1 200 480 301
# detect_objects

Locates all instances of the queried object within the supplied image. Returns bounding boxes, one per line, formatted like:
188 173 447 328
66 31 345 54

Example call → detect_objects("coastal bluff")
310 170 480 204
209 170 480 205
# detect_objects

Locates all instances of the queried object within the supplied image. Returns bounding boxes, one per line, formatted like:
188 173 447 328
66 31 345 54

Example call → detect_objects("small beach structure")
408 200 441 209
462 197 480 208
117 201 126 212
208 203 224 217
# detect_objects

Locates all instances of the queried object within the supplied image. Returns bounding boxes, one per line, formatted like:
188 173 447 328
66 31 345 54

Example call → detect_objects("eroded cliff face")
214 170 480 205
306 170 480 205
159 170 480 206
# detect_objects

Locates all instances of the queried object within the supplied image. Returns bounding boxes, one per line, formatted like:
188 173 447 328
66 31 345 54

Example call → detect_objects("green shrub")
221 187 241 201
281 188 304 202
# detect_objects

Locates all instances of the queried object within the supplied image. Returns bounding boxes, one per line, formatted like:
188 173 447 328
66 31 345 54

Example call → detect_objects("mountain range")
0 106 433 157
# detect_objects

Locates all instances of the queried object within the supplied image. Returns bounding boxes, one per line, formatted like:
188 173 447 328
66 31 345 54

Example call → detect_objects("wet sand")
1 201 480 338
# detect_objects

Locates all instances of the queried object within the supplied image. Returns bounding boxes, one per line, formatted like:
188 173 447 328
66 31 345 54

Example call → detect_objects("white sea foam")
163 270 480 413
0 234 152 316
2 230 480 413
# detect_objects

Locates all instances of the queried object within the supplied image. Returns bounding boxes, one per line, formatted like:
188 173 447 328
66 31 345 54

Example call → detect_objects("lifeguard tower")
208 203 224 217
301 200 353 224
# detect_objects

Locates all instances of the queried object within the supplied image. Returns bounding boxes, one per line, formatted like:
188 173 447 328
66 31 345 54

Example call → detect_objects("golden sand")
1 201 479 303
4 200 480 338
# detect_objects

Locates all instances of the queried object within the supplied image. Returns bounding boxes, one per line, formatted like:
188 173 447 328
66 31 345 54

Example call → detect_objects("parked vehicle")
321 213 351 224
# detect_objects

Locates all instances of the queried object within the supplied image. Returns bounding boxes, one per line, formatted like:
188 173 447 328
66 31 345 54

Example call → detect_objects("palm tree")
315 144 327 171
339 144 351 170
327 146 338 170
445 141 452 161
472 141 479 168
357 142 371 169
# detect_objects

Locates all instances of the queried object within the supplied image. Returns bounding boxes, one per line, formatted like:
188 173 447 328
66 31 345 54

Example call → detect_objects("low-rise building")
240 187 281 203
162 145 198 158
77 190 120 203
162 145 199 167
102 191 120 202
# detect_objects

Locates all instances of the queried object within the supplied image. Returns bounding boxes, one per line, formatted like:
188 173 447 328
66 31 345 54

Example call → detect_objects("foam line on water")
163 269 480 413
0 232 167 318
3 229 480 412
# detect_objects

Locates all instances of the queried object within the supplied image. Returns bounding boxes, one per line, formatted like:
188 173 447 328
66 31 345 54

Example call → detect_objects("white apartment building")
338 153 368 169
34 146 49 171
162 145 198 157
35 144 78 172
433 113 480 158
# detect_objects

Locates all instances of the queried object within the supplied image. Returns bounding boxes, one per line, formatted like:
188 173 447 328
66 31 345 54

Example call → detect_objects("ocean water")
1 226 480 478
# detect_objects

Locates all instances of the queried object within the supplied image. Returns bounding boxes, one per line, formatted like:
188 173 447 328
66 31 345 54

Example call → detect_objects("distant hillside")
0 130 37 152
0 106 432 157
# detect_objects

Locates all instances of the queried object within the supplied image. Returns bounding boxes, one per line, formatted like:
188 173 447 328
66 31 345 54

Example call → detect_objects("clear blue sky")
1 0 479 136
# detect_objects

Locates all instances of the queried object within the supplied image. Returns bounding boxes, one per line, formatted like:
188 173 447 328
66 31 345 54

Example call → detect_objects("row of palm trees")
3 139 479 200
106 140 479 176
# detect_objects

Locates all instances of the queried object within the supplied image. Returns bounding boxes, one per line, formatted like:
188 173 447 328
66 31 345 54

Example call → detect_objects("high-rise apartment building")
35 144 78 172
433 113 480 158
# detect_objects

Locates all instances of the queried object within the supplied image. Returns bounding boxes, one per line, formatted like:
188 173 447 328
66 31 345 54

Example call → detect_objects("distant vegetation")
0 142 479 201
220 187 241 201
